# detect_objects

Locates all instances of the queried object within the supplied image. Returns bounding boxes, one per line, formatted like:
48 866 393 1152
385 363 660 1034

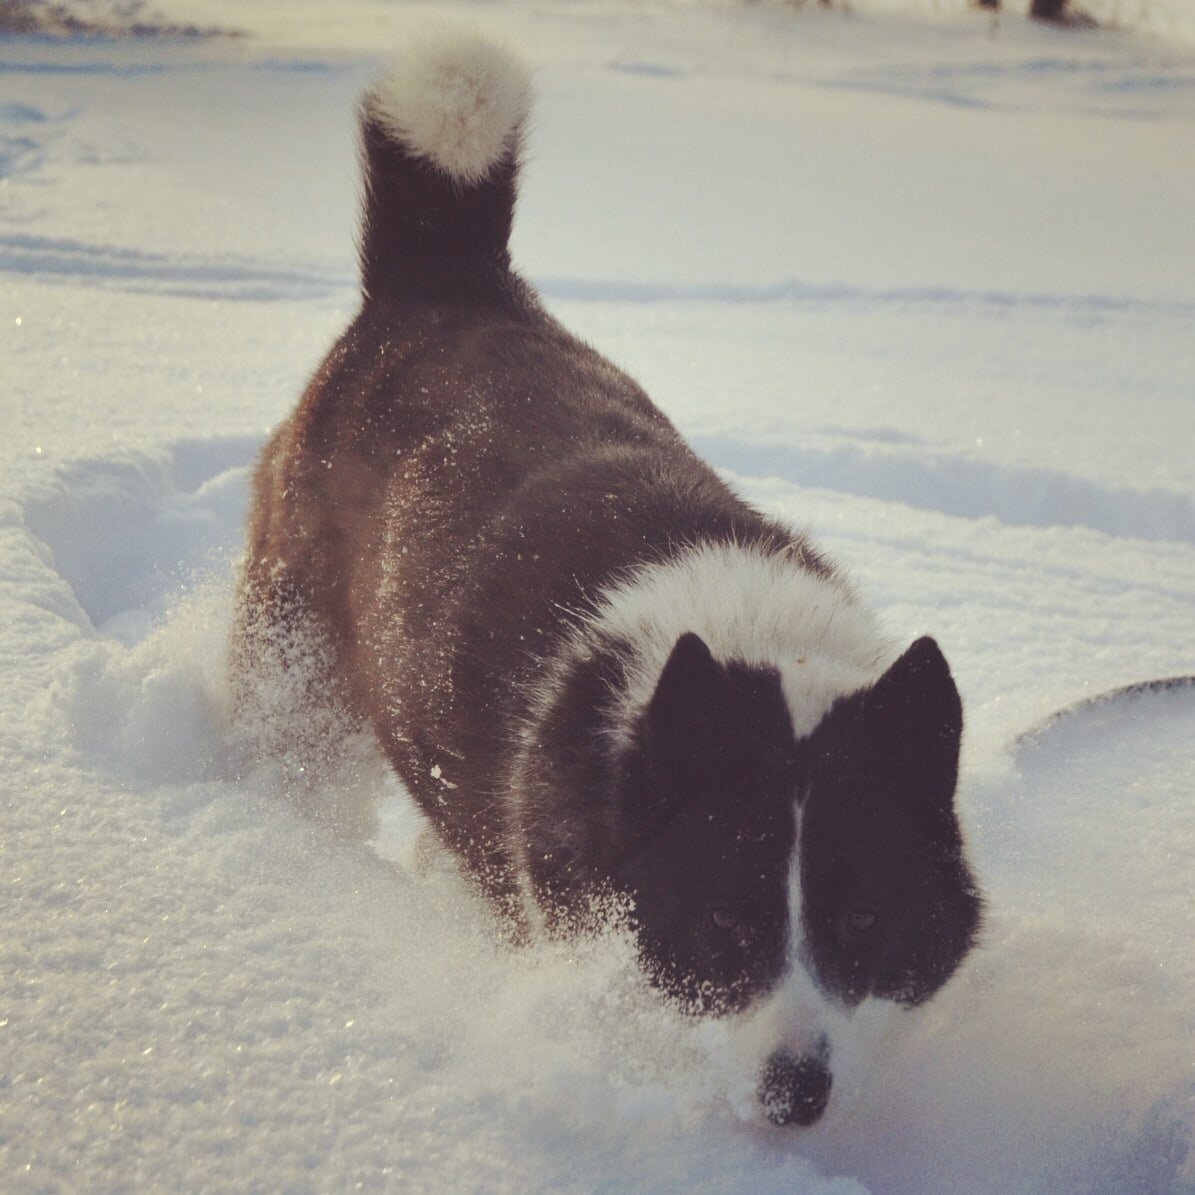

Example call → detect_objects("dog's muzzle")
758 1042 832 1127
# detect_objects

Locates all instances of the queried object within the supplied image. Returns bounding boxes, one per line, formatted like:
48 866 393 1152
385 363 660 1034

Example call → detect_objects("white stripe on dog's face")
777 803 846 1056
715 802 901 1127
722 810 836 1056
786 802 810 1000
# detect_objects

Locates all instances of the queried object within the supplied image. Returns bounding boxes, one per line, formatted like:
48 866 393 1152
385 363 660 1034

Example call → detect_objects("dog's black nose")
758 1047 832 1127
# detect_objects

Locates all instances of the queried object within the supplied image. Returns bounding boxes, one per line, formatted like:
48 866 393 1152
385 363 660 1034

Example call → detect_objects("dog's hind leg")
231 565 385 836
229 510 384 837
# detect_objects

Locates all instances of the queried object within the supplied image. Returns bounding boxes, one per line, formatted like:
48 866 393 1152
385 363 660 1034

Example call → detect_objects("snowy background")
2 1 1193 1191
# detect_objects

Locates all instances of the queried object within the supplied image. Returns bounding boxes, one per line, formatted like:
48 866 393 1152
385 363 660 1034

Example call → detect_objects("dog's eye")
710 908 757 949
737 828 771 846
847 908 878 935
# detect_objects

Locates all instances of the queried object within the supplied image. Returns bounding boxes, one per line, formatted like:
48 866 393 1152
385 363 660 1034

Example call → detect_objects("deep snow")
2 2 1193 1192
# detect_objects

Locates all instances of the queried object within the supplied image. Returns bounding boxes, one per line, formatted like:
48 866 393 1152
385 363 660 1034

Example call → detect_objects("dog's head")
612 632 982 1125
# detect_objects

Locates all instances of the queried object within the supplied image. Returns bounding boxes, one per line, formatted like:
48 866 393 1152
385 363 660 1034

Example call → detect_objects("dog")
232 31 982 1128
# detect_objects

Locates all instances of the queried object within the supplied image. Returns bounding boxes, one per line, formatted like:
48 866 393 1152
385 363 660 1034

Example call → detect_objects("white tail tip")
365 31 532 186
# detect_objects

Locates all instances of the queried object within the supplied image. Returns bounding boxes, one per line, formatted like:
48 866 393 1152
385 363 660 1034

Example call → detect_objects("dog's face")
614 632 982 1124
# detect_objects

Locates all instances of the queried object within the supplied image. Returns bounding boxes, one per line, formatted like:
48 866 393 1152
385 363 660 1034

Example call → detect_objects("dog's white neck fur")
365 31 532 185
581 541 893 740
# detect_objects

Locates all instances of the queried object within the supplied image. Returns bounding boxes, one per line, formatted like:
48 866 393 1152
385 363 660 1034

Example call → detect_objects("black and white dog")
233 32 982 1128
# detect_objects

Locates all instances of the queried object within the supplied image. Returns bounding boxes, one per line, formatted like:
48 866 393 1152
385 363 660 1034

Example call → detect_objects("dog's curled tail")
358 31 532 301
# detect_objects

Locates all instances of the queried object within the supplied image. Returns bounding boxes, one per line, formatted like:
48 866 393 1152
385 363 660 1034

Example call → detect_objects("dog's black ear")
648 632 728 738
865 636 962 805
636 632 730 823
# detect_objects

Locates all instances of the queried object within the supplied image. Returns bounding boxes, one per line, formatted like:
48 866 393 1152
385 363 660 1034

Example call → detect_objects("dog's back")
237 33 826 897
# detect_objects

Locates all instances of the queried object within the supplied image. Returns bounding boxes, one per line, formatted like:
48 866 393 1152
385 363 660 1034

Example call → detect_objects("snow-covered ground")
2 2 1193 1191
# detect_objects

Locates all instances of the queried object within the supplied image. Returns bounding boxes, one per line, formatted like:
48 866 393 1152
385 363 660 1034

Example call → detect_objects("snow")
2 2 1193 1191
